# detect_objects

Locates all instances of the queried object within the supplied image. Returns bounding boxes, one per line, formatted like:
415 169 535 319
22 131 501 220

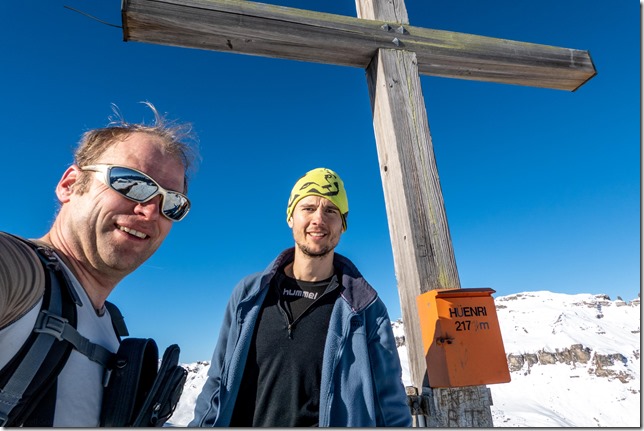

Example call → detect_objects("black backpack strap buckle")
34 310 68 341
34 310 114 368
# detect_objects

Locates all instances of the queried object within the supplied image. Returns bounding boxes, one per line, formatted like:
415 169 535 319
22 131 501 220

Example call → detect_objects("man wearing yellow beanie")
191 168 411 427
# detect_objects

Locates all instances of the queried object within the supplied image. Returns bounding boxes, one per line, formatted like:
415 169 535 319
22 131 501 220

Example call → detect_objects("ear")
287 217 294 228
55 166 81 203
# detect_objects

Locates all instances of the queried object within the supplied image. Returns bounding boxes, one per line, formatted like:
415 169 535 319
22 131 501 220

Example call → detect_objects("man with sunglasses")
191 168 411 427
0 103 197 426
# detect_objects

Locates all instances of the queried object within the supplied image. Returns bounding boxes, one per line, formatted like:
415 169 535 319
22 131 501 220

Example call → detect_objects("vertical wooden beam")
366 47 461 389
358 0 493 426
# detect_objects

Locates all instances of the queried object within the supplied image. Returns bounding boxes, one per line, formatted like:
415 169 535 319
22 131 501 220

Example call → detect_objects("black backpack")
0 233 187 427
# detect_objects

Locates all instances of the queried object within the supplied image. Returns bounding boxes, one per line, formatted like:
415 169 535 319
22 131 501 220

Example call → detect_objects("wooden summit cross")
120 0 596 426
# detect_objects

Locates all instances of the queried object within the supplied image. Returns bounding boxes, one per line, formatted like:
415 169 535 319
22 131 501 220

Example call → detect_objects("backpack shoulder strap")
0 234 118 426
105 301 129 338
0 233 77 426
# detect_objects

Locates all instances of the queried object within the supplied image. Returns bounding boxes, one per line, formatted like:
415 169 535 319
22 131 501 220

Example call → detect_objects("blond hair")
74 102 199 194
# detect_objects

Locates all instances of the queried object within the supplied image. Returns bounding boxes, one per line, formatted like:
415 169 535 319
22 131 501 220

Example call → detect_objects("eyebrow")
299 202 338 210
303 204 339 212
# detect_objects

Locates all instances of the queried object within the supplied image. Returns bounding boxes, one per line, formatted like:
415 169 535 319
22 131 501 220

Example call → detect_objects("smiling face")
57 132 186 278
288 195 344 259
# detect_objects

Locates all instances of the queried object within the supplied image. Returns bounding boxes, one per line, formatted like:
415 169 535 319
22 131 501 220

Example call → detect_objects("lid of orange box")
426 287 496 299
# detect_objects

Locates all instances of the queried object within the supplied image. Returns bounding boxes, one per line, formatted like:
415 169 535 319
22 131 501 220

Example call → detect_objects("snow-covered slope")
169 291 640 427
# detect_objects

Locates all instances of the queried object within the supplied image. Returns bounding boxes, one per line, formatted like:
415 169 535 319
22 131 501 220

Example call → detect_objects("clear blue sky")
2 1 639 363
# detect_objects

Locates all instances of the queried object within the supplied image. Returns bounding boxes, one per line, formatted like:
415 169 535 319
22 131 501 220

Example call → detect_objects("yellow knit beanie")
286 167 349 230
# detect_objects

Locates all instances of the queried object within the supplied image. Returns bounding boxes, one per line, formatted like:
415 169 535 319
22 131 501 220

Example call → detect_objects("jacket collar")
263 248 378 313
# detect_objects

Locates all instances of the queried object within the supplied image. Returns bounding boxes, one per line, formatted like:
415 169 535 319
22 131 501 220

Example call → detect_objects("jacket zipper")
277 277 339 339
320 309 355 426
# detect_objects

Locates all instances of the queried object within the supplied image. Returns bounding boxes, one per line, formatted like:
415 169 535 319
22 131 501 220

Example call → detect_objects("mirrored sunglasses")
81 164 190 221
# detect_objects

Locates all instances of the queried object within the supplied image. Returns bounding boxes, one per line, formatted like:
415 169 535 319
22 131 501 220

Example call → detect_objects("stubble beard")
99 234 157 275
296 241 336 259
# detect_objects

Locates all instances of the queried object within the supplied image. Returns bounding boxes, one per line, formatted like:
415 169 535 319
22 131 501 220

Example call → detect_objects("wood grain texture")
122 0 596 91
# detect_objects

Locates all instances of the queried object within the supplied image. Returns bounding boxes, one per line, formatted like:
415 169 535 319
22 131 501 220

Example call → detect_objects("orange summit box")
416 288 511 388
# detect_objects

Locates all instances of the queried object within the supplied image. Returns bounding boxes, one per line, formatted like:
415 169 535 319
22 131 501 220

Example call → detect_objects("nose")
134 195 163 220
310 207 325 224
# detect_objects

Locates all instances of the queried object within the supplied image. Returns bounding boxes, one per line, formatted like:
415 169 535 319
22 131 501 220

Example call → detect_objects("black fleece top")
229 269 340 427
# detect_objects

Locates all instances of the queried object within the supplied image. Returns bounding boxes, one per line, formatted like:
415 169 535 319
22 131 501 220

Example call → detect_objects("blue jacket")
190 248 412 427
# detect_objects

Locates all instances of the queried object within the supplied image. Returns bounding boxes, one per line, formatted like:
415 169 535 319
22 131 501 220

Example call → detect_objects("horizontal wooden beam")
122 0 597 91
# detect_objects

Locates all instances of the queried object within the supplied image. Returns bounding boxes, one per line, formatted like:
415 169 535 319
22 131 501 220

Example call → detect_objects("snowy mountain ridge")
169 290 640 427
